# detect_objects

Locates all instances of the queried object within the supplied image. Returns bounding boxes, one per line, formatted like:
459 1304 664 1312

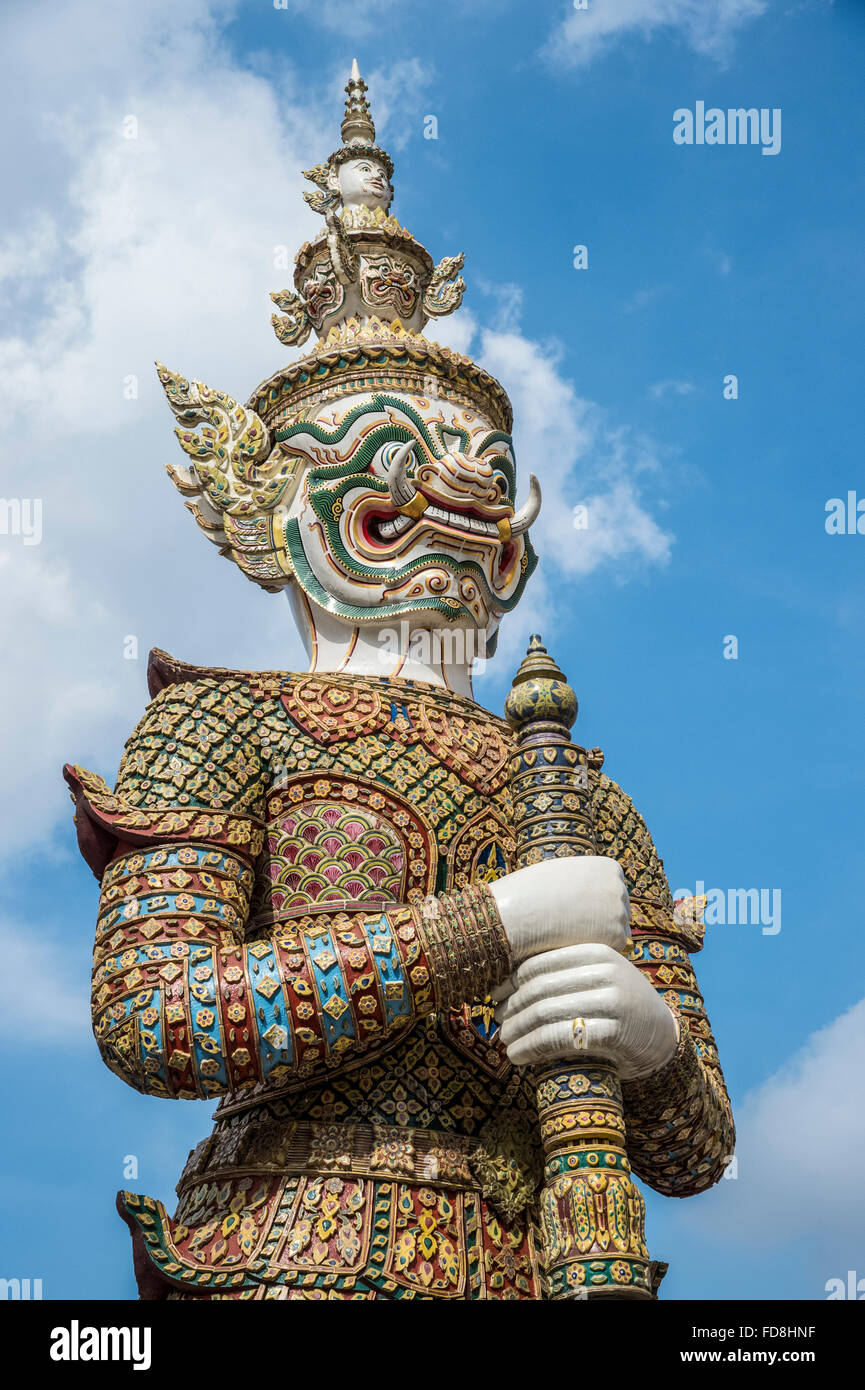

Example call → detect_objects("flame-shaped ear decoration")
155 362 297 592
422 254 466 318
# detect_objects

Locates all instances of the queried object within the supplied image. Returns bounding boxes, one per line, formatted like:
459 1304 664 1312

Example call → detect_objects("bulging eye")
375 442 407 477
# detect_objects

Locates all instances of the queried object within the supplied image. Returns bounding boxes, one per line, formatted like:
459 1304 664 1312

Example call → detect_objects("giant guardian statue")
65 64 734 1301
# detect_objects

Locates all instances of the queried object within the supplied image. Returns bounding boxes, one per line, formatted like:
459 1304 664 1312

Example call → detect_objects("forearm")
622 897 735 1195
94 848 511 1099
93 841 255 1097
622 1026 734 1196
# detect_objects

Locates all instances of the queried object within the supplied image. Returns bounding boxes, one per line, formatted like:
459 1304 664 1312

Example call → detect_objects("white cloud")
544 0 768 68
0 216 60 288
621 284 670 315
271 0 406 38
0 549 123 859
435 307 674 590
685 999 865 1253
0 0 321 860
650 378 697 399
0 920 91 1043
474 329 674 579
361 58 437 153
429 306 480 359
476 281 525 334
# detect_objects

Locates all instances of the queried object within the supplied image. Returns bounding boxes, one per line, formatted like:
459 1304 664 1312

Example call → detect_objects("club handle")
505 636 655 1300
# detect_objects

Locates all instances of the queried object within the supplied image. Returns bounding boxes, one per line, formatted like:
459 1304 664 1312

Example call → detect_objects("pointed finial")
504 635 578 732
341 59 376 147
510 635 566 686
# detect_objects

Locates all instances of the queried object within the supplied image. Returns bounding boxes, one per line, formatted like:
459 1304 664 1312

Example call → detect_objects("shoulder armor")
590 768 673 908
147 647 291 699
115 672 274 820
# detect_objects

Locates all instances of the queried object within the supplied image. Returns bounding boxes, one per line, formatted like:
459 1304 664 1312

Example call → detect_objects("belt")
178 1117 479 1191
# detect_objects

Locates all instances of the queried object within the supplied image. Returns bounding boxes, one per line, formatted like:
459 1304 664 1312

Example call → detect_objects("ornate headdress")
155 62 539 628
303 61 394 217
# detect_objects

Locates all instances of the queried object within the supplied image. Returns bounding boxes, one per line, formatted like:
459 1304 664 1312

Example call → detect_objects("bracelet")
417 898 454 1008
465 882 512 982
417 882 513 1012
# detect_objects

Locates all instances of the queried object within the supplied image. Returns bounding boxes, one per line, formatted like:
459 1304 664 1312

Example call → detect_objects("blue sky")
1 0 863 1300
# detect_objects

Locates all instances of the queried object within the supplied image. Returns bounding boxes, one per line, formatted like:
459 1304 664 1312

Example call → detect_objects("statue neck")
287 588 485 699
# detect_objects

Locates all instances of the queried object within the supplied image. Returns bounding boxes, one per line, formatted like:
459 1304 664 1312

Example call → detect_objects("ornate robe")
66 649 734 1300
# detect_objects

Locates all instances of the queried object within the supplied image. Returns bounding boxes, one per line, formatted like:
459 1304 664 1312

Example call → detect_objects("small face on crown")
334 156 393 212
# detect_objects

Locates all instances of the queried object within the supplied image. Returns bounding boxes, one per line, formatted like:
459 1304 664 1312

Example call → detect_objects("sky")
1 0 863 1301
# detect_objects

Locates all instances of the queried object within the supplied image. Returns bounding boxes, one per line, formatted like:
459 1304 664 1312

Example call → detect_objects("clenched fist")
488 855 632 961
494 943 679 1079
488 856 678 1079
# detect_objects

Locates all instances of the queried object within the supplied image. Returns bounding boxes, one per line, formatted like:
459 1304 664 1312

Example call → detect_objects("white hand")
489 855 631 962
495 943 679 1080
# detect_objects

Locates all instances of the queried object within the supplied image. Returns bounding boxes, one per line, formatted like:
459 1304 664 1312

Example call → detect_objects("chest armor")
249 675 514 923
165 675 544 1298
240 674 518 1096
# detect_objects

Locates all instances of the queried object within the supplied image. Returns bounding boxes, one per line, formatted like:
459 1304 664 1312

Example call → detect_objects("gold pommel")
504 635 578 732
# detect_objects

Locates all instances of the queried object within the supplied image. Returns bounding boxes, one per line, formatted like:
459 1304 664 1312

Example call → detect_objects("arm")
86 831 508 1100
66 677 512 1100
620 896 735 1197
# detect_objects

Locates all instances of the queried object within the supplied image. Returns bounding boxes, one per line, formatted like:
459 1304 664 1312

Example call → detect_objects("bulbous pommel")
504 634 578 732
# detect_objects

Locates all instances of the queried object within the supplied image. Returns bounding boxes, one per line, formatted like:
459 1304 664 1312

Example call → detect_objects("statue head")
157 63 541 668
304 62 395 218
330 155 393 213
276 391 539 646
158 361 540 662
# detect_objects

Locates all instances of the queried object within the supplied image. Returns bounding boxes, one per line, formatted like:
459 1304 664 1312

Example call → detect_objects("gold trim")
396 492 429 520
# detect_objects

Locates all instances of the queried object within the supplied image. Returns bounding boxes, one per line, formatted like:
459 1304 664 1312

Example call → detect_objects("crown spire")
282 59 467 346
341 58 376 147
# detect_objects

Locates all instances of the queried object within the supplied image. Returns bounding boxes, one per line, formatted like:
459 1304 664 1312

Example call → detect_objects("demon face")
277 392 539 634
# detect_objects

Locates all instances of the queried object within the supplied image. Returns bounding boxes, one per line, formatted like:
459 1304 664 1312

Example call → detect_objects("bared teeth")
377 514 413 539
374 507 499 542
426 505 498 536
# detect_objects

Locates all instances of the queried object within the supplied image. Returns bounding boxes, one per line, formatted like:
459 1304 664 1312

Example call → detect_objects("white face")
278 392 535 632
336 157 392 211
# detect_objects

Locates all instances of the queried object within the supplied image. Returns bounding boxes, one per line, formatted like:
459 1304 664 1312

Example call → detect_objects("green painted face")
277 392 537 629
